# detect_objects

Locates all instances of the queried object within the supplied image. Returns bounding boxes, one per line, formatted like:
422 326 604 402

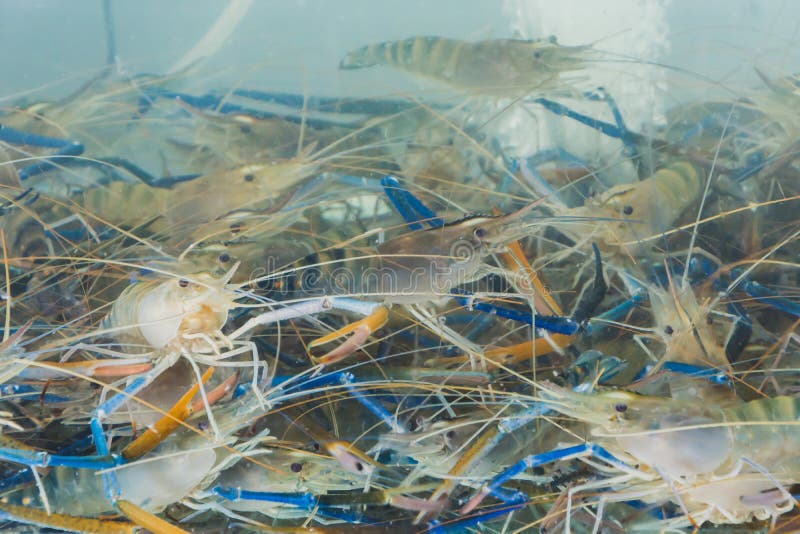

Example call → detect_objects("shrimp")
307 200 569 362
486 382 800 530
340 36 593 97
3 447 216 518
80 149 320 244
20 261 264 444
101 269 238 354
203 446 376 520
560 161 702 258
610 268 740 404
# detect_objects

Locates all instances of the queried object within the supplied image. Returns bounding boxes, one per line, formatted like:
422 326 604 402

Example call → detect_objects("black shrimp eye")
354 461 364 472
706 316 714 325
664 325 674 335
290 462 303 473
533 50 542 59
623 205 634 215
239 124 253 134
614 403 628 413
218 252 231 263
473 227 487 239
445 430 457 440
243 173 255 182
178 279 190 288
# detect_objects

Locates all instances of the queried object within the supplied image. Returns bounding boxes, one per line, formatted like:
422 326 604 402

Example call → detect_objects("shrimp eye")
446 430 457 440
664 325 674 335
290 462 303 473
218 253 231 263
354 461 364 472
533 50 542 59
178 279 190 288
473 227 487 239
614 403 628 413
239 124 253 134
623 205 634 215
244 174 255 182
706 316 714 325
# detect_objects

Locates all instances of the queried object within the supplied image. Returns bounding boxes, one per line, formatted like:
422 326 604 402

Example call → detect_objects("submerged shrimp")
557 161 703 258
340 36 593 96
536 383 800 529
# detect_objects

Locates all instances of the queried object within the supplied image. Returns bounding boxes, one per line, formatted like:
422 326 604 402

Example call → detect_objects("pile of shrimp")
0 32 797 534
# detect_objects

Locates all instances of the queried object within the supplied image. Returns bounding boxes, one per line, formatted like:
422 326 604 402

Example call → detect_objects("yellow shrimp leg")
430 235 574 368
483 334 575 365
121 367 214 461
0 501 135 534
414 427 498 524
115 500 189 534
309 306 389 364
483 236 575 363
498 238 563 316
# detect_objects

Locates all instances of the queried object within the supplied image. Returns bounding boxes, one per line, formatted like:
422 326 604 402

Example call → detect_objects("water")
0 1 799 532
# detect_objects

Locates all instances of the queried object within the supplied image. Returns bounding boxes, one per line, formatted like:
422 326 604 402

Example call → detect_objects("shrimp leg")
413 353 626 523
380 175 444 230
450 241 607 332
427 498 527 534
531 89 640 155
0 123 84 181
461 443 641 515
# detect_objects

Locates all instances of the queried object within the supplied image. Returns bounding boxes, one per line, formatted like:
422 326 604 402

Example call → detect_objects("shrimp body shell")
540 384 800 525
569 161 702 254
80 158 319 246
213 449 367 515
340 36 591 95
7 447 216 516
103 273 235 351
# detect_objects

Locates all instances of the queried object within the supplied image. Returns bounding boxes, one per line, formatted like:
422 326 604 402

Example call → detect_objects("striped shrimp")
557 161 703 259
79 149 321 246
340 36 593 97
527 383 800 530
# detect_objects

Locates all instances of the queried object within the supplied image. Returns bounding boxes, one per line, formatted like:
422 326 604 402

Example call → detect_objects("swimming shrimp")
340 35 593 97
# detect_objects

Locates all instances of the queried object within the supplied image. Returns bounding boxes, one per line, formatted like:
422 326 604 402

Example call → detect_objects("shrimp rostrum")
466 382 800 530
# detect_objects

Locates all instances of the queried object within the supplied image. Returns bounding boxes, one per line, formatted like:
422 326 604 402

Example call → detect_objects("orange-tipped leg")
121 368 214 461
482 333 574 365
499 239 563 316
310 306 389 364
427 334 574 369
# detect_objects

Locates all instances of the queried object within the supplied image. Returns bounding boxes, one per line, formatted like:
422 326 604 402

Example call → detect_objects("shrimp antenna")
0 229 9 342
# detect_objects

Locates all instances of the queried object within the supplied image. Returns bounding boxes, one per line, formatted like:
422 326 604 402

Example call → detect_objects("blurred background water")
3 0 799 190
2 0 799 101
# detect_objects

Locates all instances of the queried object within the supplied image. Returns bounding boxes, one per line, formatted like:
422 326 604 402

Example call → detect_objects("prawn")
557 161 703 259
467 382 800 531
340 36 593 97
